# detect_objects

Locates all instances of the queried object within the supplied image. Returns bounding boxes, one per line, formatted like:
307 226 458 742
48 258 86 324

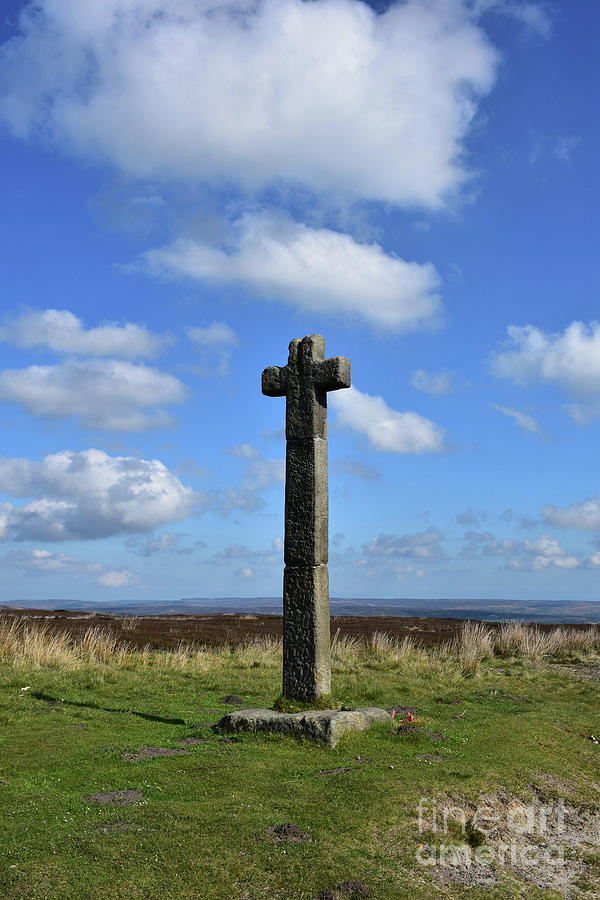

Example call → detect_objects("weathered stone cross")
262 334 351 701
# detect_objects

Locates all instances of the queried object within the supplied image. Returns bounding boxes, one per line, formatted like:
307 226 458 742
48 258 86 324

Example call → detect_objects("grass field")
1 616 599 899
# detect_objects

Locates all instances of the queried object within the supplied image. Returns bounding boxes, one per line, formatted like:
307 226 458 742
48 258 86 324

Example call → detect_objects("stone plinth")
217 707 391 749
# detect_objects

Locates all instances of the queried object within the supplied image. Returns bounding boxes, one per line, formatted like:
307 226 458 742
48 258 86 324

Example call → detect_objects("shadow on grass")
32 691 186 726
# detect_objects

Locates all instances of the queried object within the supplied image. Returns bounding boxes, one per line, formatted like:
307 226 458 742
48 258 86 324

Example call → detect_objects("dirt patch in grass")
551 663 600 682
121 746 190 762
219 695 245 705
393 725 417 735
317 880 370 899
94 822 141 834
265 823 310 842
534 772 578 798
85 790 144 806
423 730 447 742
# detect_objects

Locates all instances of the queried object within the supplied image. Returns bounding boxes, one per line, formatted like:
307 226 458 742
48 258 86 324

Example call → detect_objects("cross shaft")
262 334 350 700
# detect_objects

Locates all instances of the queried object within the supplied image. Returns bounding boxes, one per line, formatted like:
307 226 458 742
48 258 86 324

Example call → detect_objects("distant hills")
2 596 600 623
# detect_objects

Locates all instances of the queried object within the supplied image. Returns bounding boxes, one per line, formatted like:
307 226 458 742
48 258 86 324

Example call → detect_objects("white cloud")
394 565 424 579
410 369 456 394
461 530 521 557
186 322 238 348
5 547 133 587
0 0 498 208
492 404 545 436
491 321 600 395
144 213 442 331
0 308 166 359
456 507 487 526
331 386 446 453
563 401 600 426
206 538 282 570
0 448 198 541
125 532 190 557
529 134 581 165
0 359 186 431
462 528 579 570
229 444 259 460
217 447 284 515
97 570 133 587
474 1 552 38
364 529 445 560
332 456 380 481
542 496 600 532
508 534 579 570
185 321 238 376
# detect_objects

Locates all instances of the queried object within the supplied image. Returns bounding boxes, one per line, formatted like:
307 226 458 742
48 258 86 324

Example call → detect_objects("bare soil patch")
265 823 310 842
85 790 144 806
121 746 190 762
317 880 370 899
93 822 140 834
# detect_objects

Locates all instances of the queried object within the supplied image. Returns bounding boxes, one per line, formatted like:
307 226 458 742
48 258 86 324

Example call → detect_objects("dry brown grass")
1 613 598 678
495 620 600 659
454 621 494 675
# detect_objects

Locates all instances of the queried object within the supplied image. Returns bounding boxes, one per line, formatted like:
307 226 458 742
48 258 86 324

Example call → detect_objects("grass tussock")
495 620 600 659
454 621 495 675
1 613 598 678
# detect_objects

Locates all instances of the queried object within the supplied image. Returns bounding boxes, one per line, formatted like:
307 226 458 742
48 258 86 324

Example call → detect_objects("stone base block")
216 707 391 748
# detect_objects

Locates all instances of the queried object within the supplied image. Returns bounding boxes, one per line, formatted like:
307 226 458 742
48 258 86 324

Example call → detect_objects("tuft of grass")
494 620 600 659
454 621 494 675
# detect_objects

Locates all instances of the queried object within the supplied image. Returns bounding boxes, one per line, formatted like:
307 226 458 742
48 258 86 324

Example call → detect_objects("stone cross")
262 334 351 700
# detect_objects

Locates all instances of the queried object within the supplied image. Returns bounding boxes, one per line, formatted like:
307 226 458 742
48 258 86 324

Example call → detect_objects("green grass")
0 631 599 898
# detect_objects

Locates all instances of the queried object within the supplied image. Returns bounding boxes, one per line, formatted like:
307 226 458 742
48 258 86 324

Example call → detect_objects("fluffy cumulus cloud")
0 308 166 359
0 0 498 208
0 449 197 541
0 359 186 431
492 404 545 437
491 322 600 401
144 213 442 331
363 528 445 560
542 496 600 532
331 386 446 453
5 547 133 587
508 535 579 571
462 529 579 570
410 369 456 395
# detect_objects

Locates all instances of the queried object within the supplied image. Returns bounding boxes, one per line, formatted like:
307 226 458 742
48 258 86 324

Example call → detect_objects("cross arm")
262 365 288 397
313 356 351 392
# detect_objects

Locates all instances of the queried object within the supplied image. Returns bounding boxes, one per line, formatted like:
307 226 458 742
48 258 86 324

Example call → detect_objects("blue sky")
0 0 599 604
